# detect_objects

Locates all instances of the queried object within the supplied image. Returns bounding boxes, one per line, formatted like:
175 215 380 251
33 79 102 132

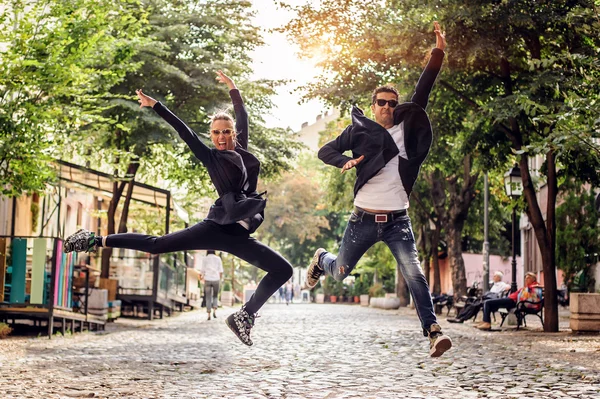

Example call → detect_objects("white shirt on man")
200 254 223 282
354 122 410 211
490 281 510 294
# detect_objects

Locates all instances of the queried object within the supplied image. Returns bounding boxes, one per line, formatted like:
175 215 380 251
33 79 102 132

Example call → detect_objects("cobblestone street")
1 304 599 399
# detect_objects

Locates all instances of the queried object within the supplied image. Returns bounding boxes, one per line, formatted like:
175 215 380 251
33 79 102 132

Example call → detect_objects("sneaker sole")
430 336 452 357
305 249 324 290
225 317 253 346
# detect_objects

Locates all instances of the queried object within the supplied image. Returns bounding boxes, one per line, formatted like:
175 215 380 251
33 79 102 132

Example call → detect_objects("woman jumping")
64 71 293 346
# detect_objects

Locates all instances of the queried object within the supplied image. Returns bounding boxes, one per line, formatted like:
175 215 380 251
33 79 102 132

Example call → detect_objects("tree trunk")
431 226 441 295
543 150 559 331
420 225 431 284
517 153 559 332
100 162 136 278
446 156 479 299
117 163 139 234
446 225 467 298
499 58 558 332
396 263 411 306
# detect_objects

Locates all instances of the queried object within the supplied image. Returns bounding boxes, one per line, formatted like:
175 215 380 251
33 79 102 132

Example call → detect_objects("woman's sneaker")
225 307 257 346
64 229 97 253
428 323 452 357
304 248 325 289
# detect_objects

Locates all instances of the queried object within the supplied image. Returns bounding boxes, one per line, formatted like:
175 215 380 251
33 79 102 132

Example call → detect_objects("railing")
114 251 188 305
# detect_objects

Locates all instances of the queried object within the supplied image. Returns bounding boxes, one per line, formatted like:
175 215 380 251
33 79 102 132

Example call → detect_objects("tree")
62 0 301 277
281 0 490 299
556 184 600 290
434 0 600 332
0 0 147 196
282 0 600 332
257 155 332 269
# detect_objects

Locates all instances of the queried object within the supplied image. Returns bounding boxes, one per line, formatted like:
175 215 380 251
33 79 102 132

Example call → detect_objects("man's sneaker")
428 323 452 357
304 248 325 289
64 229 97 253
225 307 257 346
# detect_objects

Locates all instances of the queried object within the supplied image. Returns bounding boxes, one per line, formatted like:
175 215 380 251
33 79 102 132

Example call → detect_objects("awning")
56 160 171 210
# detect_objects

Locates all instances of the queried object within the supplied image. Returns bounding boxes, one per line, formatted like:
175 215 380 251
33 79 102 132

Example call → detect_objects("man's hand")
341 155 365 174
136 89 157 108
434 21 446 51
216 70 237 90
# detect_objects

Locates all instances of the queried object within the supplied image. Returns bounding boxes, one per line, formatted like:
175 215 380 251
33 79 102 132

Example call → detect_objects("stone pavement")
0 304 599 399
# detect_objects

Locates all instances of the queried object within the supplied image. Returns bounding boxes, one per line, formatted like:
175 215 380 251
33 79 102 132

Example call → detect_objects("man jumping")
306 22 452 358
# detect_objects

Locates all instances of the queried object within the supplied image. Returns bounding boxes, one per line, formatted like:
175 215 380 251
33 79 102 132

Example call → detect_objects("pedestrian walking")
305 22 452 357
285 280 293 305
64 71 293 346
200 250 224 320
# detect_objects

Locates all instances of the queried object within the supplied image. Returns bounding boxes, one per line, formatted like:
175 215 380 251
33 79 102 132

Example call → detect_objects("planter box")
360 294 369 307
570 293 600 332
220 291 234 307
316 293 325 304
369 297 401 310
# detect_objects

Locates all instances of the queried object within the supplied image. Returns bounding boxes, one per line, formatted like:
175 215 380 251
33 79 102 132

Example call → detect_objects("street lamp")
504 164 523 293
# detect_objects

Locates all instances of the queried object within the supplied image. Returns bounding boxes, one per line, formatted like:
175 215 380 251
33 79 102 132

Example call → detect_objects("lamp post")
504 164 523 293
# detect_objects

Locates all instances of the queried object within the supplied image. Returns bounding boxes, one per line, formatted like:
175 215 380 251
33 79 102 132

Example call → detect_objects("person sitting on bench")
475 272 541 330
448 271 510 323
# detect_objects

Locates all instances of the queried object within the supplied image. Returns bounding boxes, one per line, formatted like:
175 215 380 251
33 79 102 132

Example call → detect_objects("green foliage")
368 283 385 298
556 185 600 290
256 154 348 267
353 276 371 296
282 0 600 308
322 275 336 296
222 281 231 292
0 0 147 196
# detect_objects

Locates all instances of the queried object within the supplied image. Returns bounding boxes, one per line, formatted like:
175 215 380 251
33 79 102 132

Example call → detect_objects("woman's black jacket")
153 89 265 233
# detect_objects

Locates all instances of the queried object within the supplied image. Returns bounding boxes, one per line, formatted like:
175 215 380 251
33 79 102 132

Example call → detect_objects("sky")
249 0 330 132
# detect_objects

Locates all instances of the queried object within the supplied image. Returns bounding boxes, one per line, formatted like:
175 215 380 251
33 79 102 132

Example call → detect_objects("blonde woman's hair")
211 111 234 125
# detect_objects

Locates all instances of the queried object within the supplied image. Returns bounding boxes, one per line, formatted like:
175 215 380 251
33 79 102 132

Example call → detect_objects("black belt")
354 207 407 223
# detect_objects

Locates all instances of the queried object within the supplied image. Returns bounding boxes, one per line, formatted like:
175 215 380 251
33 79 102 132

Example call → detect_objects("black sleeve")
153 102 211 165
317 125 354 168
410 48 445 109
229 89 249 150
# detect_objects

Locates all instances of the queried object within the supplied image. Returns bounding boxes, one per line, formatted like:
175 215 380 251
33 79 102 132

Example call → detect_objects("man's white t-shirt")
354 122 409 210
200 254 223 282
490 281 510 294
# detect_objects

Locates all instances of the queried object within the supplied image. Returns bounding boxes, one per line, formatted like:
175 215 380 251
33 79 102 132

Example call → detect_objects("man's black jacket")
318 48 445 199
153 89 265 233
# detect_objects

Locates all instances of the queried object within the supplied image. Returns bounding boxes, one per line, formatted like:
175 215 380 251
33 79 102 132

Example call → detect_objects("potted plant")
315 286 325 304
351 282 360 303
356 277 370 306
322 276 337 303
335 280 345 303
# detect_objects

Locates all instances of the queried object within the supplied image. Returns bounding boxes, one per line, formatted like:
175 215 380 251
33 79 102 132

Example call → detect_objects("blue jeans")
320 209 438 333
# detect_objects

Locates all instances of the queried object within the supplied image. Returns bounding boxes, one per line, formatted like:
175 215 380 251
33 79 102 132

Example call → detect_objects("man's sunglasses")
374 99 398 108
210 128 234 136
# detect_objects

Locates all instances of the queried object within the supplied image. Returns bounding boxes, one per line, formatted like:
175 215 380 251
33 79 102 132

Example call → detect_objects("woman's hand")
341 155 365 174
136 89 157 108
216 70 237 90
434 21 446 51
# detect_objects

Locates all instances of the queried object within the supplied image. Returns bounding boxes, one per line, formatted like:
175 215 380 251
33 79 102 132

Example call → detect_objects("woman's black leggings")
105 220 293 314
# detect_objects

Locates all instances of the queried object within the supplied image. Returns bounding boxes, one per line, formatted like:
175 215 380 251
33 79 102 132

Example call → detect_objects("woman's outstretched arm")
216 71 248 150
136 89 211 165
